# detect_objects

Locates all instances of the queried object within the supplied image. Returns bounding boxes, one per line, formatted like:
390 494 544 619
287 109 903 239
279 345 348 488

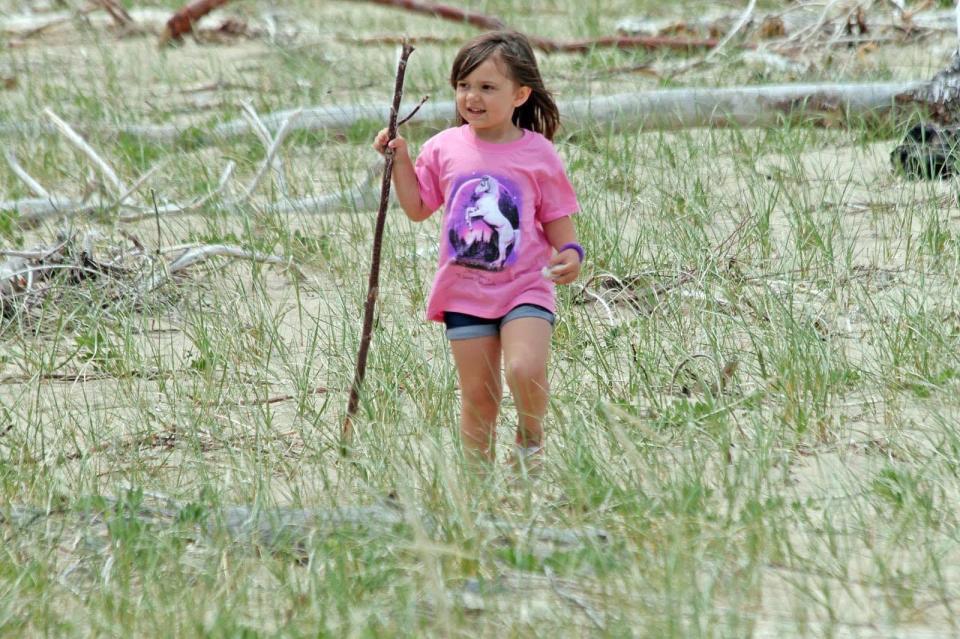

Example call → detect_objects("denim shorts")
443 304 555 341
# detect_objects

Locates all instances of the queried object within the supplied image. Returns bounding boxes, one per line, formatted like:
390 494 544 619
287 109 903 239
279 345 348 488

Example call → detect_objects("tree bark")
160 0 229 44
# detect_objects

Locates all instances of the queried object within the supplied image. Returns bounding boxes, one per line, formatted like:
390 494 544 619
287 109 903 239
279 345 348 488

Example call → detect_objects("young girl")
372 30 583 469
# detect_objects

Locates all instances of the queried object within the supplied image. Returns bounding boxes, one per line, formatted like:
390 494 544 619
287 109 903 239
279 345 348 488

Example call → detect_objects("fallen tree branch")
94 0 134 29
0 81 926 146
210 81 925 139
898 53 960 123
160 0 230 45
222 109 301 206
234 385 329 406
43 108 129 199
241 102 288 196
0 197 100 225
354 0 742 54
356 0 504 30
4 151 50 198
0 8 172 36
117 161 236 221
0 231 297 324
138 243 296 294
666 0 757 78
526 34 740 54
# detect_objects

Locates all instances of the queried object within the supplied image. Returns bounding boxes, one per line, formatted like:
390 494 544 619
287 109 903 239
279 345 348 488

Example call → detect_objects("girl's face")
455 55 531 142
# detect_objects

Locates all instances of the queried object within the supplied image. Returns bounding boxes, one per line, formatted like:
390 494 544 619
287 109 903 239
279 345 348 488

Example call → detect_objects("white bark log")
0 8 176 35
0 82 925 145
211 81 926 136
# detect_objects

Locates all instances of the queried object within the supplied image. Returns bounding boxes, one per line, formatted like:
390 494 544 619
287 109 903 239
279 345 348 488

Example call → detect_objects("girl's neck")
469 122 525 144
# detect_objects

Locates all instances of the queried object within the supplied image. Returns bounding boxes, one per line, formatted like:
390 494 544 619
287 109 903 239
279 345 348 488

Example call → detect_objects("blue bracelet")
559 242 585 263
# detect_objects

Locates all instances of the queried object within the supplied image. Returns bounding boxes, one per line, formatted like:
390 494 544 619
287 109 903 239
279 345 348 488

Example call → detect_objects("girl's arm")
373 129 433 222
543 216 582 285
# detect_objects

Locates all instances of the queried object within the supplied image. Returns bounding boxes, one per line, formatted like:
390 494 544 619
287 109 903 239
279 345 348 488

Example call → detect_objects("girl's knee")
460 379 502 411
504 359 547 389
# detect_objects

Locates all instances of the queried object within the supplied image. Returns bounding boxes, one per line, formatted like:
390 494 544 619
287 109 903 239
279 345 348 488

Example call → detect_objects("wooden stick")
43 108 129 198
343 43 415 448
666 0 758 78
3 150 49 198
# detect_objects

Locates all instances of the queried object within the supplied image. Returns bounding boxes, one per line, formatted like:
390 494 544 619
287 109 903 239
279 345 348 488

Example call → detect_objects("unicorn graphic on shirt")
449 175 519 271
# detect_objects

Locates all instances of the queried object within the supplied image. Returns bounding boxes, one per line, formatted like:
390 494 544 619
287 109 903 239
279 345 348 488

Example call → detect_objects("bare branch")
241 101 289 196
138 243 296 294
223 109 301 206
118 161 236 221
43 108 129 198
3 151 49 198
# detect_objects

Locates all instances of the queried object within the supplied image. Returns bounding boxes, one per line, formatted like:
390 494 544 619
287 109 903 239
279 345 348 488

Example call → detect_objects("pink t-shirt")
414 125 579 322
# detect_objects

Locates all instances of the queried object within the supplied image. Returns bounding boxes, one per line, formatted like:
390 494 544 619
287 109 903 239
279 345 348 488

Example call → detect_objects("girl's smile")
455 56 532 143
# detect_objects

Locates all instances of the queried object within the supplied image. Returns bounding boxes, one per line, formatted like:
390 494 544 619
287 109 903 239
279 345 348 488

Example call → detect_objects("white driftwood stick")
3 151 50 198
43 108 129 198
706 0 756 61
0 160 171 227
117 161 236 221
113 161 167 208
167 245 288 273
668 0 757 77
138 244 292 294
241 102 289 196
223 109 301 206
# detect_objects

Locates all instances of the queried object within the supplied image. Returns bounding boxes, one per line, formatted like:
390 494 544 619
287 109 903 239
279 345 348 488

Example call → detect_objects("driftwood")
1 107 381 226
207 81 922 141
343 43 415 445
0 230 295 322
898 53 960 124
0 81 927 147
1 498 609 554
357 0 504 30
160 0 230 44
665 0 757 79
527 34 739 54
357 0 742 54
0 8 171 37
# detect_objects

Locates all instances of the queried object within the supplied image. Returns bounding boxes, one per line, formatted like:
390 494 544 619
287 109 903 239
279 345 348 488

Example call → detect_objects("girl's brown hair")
450 31 560 141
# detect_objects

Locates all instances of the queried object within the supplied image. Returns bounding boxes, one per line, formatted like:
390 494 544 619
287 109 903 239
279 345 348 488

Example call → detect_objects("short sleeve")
414 137 443 213
536 146 579 223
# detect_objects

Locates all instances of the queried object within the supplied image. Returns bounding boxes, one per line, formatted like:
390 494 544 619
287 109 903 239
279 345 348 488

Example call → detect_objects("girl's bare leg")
500 318 551 449
449 336 502 462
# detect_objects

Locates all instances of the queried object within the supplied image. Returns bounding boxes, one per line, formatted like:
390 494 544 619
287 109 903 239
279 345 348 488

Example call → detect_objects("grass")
2 0 960 636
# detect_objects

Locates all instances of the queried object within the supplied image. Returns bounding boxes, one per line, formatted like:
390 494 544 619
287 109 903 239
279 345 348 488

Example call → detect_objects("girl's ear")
513 85 532 107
